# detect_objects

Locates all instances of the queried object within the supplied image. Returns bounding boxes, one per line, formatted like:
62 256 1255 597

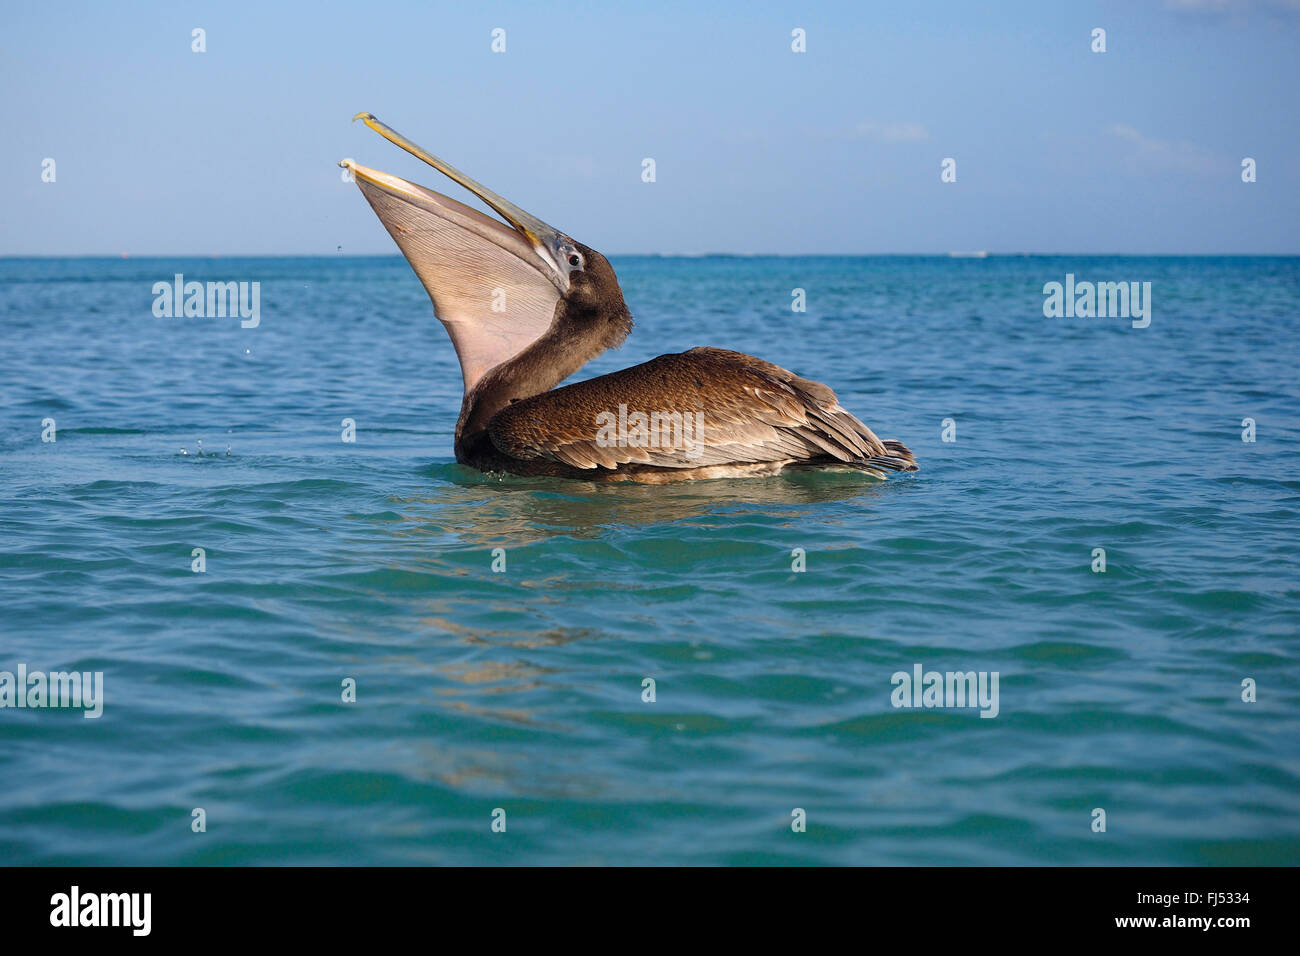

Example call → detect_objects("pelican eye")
568 254 582 267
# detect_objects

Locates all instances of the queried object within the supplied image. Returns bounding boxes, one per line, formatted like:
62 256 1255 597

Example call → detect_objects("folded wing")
487 347 917 474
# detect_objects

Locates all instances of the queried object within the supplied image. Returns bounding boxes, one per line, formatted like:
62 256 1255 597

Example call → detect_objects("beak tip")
352 111 375 124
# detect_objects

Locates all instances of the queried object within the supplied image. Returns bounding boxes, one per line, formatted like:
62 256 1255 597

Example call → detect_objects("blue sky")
2 0 1297 255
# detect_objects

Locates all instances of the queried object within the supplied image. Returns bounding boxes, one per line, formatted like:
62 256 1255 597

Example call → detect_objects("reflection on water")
387 463 899 547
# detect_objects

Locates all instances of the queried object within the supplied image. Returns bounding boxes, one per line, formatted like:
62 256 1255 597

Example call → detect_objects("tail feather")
818 444 918 478
873 440 919 472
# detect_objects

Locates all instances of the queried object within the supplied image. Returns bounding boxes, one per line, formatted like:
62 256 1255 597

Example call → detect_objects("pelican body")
342 114 917 483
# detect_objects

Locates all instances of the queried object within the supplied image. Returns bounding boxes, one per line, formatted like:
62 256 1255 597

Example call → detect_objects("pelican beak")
341 113 578 392
344 112 569 290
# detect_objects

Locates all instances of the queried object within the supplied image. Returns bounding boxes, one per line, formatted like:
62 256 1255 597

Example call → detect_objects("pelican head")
341 113 631 394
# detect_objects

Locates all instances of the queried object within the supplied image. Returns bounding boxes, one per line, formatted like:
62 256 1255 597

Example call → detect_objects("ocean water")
0 254 1297 866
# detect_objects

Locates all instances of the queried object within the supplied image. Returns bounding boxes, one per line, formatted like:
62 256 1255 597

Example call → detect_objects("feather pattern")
486 348 917 478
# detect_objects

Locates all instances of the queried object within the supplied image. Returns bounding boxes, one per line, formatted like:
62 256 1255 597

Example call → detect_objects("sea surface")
0 255 1297 866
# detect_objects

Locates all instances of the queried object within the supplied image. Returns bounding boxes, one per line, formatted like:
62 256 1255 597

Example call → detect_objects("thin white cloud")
1163 0 1300 13
853 121 932 144
1166 0 1243 10
1107 123 1220 175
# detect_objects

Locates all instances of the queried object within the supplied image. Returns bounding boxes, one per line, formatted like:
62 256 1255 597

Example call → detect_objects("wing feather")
487 348 915 474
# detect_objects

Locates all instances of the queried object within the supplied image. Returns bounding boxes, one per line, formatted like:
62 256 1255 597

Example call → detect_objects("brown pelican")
341 113 917 483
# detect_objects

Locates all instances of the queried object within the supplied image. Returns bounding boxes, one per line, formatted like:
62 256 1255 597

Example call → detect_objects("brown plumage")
478 347 917 482
343 114 918 483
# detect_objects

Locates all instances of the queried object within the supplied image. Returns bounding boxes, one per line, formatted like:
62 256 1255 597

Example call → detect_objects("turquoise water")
0 255 1297 865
